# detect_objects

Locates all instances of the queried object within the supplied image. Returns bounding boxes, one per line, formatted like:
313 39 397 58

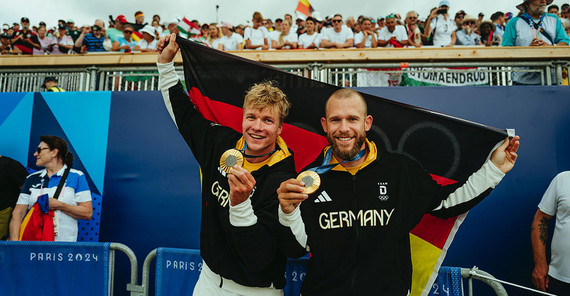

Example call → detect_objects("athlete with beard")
277 88 520 295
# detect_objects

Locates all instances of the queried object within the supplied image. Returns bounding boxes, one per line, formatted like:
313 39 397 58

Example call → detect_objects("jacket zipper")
350 173 359 295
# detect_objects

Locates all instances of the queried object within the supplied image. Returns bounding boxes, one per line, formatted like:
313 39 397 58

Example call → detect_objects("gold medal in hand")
296 170 321 194
220 149 244 173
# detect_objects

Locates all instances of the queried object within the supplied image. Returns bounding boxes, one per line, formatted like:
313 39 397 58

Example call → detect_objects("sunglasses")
36 147 50 154
124 30 133 33
464 21 475 25
332 19 342 23
409 17 417 20
262 22 268 25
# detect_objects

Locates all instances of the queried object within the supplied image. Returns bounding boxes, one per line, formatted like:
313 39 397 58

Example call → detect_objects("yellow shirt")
235 136 291 172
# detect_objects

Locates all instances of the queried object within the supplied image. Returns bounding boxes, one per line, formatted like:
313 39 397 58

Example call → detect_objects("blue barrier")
143 248 309 296
0 241 111 296
429 266 464 296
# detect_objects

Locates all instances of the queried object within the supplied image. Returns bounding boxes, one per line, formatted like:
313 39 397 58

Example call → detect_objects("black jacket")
280 144 504 295
160 66 296 288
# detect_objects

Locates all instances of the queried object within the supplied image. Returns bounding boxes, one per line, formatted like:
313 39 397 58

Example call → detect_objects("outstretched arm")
531 209 553 292
490 136 520 173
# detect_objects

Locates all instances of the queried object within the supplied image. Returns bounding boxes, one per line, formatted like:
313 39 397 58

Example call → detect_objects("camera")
92 25 101 31
437 8 448 14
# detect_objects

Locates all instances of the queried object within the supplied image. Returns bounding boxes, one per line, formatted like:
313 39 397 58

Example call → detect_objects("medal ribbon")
309 147 367 174
240 141 278 159
524 12 544 39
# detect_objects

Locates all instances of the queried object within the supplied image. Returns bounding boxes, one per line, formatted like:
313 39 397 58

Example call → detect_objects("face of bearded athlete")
321 94 372 161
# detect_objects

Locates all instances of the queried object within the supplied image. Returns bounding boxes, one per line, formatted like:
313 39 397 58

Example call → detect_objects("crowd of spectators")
1 2 570 55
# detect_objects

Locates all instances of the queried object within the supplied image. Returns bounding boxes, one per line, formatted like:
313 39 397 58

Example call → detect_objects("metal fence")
0 60 568 92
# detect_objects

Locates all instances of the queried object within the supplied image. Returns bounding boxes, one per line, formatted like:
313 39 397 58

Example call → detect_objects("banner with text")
403 67 489 86
0 241 111 296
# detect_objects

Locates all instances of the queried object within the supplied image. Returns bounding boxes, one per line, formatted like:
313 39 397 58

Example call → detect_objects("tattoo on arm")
538 217 550 246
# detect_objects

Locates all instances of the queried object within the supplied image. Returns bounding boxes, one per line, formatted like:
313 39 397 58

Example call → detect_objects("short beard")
327 132 366 161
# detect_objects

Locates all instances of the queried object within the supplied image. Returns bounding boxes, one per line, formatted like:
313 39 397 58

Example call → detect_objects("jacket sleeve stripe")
433 159 505 211
157 61 179 127
279 205 309 251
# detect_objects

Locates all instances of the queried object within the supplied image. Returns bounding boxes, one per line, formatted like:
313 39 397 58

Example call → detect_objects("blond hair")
244 81 290 124
279 19 292 45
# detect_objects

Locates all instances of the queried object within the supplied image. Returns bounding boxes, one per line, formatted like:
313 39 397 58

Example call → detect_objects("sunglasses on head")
332 19 342 23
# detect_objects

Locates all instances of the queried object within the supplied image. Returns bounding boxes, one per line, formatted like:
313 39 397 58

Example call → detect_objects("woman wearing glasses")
9 135 92 242
425 0 457 47
112 24 138 52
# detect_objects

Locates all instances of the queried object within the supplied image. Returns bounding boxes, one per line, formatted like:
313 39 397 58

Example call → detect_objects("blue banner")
428 266 464 296
284 256 309 296
0 241 110 296
155 248 202 296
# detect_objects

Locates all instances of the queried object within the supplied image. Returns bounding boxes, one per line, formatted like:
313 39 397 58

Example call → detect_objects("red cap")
116 15 128 24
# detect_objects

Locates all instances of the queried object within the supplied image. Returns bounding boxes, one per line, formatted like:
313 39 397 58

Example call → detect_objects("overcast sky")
2 0 569 28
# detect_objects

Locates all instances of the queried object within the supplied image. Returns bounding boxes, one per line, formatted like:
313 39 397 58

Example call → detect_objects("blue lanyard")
240 140 278 159
524 12 544 30
309 147 367 175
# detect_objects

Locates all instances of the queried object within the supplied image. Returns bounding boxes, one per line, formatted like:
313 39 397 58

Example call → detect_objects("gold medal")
220 149 244 173
296 170 321 194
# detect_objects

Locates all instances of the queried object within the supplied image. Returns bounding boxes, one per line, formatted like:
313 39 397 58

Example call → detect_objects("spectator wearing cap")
12 17 41 54
159 19 181 38
112 24 138 52
454 10 466 29
405 11 426 47
296 18 306 35
478 13 485 25
425 0 457 47
49 24 74 55
354 18 377 48
505 12 514 24
503 0 570 85
33 26 53 55
2 24 9 34
107 15 128 42
217 22 243 51
42 77 65 92
490 12 506 36
561 4 569 19
479 19 502 46
198 23 210 45
12 23 20 32
456 14 481 45
244 11 269 50
320 14 354 48
1 33 22 55
138 25 158 51
298 16 322 48
75 21 109 52
378 14 408 47
271 19 298 49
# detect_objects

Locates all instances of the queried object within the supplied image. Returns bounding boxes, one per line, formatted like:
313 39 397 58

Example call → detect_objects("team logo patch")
378 182 389 201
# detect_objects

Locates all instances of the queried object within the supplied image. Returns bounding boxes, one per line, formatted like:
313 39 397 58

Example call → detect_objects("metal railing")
1 48 568 92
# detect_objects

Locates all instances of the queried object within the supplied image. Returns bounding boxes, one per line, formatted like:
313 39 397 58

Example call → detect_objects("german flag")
177 38 507 296
295 0 315 18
